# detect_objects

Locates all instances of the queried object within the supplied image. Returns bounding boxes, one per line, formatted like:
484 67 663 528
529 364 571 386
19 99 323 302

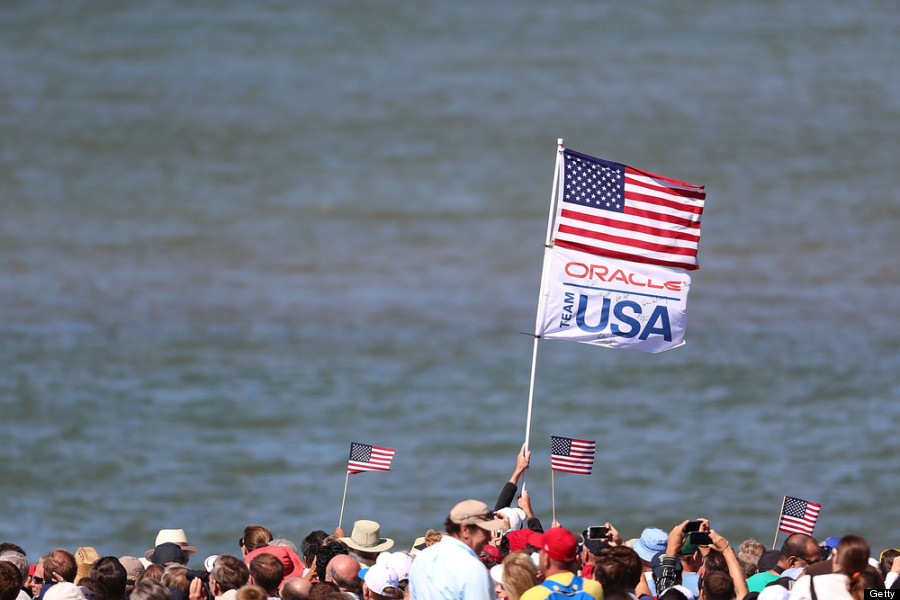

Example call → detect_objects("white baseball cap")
364 564 399 596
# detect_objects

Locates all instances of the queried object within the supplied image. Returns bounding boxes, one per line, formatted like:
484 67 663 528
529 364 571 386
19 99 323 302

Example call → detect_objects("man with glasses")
408 499 506 600
745 533 819 593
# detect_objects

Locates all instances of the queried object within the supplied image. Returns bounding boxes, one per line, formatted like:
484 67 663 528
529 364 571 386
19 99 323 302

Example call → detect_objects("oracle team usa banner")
537 245 691 353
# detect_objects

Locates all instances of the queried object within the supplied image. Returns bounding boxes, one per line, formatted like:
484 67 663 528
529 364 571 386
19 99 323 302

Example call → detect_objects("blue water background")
1 1 899 559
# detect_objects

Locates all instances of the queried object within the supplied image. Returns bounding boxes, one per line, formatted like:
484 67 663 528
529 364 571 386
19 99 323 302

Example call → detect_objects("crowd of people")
2 449 897 600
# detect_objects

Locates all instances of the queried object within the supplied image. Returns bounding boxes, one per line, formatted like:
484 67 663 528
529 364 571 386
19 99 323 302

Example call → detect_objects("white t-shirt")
788 573 853 600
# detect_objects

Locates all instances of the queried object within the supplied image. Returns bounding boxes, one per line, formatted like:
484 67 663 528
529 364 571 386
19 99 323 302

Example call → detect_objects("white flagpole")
522 139 565 492
773 495 787 549
338 471 350 529
551 469 557 524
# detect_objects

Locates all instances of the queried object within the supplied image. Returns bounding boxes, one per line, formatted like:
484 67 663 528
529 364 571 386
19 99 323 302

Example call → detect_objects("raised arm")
709 529 748 600
495 444 531 510
656 520 689 596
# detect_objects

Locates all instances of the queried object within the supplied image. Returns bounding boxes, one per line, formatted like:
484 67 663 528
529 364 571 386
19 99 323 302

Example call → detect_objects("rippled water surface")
2 0 899 559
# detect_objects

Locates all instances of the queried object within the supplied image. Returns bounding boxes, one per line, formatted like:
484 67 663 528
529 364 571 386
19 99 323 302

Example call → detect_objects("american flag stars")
565 155 626 212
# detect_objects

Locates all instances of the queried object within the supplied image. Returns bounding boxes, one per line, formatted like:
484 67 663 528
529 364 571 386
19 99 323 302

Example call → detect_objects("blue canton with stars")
349 442 372 462
563 151 626 213
551 435 572 457
783 496 809 518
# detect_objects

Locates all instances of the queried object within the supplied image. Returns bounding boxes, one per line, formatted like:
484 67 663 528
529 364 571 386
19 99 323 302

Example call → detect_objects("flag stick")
551 469 557 524
338 471 350 529
773 495 786 549
522 139 565 491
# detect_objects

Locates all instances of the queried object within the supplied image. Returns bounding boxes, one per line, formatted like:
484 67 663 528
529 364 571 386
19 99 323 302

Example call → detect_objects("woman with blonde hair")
789 534 870 600
494 551 539 600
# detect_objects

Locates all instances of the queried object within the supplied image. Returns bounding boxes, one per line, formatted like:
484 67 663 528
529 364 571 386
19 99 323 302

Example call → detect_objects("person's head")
235 584 267 600
88 557 127 600
361 564 397 600
529 528 579 576
149 544 186 567
444 500 506 554
74 548 100 585
280 577 312 600
879 548 900 578
324 555 361 593
31 560 46 597
43 582 87 600
148 531 198 565
160 565 189 599
633 527 668 567
268 539 299 555
834 534 870 600
248 553 284 595
736 540 767 580
424 529 444 547
0 546 25 558
301 531 329 568
211 555 249 594
778 534 819 570
117 557 144 596
498 551 539 600
593 554 640 590
135 564 164 585
77 576 108 600
44 549 79 583
241 526 274 556
130 578 172 600
307 582 339 600
0 551 28 589
0 561 23 600
702 550 727 574
314 543 347 583
659 586 695 600
700 570 733 600
605 546 644 588
340 521 393 568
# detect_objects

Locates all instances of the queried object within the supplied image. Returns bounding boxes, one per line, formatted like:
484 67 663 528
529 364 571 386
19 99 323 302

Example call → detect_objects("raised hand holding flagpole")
340 442 396 529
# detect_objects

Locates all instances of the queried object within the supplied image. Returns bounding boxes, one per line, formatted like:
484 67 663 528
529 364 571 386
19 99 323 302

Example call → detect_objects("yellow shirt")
519 572 604 600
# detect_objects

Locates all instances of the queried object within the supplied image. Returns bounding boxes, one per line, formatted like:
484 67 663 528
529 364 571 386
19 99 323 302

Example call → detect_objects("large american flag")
553 149 706 271
778 496 821 535
347 442 396 475
550 435 596 475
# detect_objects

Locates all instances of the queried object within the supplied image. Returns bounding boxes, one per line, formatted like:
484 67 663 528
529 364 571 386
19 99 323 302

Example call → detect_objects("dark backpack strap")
809 575 818 600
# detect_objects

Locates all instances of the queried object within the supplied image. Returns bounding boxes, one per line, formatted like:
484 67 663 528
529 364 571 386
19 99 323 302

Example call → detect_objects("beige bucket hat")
339 520 394 553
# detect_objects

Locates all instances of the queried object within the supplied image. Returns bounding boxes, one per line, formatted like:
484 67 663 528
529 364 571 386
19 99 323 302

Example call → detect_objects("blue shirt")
408 536 493 600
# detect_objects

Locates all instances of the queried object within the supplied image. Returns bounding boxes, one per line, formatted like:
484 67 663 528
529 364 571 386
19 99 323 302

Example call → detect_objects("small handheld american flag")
347 442 396 475
550 435 596 475
778 496 821 535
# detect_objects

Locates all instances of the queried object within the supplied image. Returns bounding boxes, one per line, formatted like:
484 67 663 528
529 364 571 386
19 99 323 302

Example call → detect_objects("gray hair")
0 551 28 580
267 539 299 555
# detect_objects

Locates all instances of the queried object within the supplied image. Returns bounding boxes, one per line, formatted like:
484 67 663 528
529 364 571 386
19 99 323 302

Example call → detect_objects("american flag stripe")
347 442 396 475
554 150 705 271
558 221 700 256
558 208 702 242
778 496 821 535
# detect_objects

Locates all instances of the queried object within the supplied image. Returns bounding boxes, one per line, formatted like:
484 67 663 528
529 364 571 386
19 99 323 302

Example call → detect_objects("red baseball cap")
529 527 577 563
